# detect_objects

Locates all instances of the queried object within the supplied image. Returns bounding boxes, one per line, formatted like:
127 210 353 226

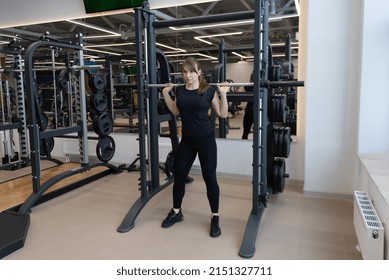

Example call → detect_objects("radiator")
353 191 384 260
158 144 172 163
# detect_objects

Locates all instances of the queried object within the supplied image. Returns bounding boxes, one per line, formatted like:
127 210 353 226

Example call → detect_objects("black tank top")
176 86 216 138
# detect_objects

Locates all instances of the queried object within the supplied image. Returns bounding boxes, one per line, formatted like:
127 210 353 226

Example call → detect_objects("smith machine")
0 33 120 258
0 48 30 170
117 0 304 258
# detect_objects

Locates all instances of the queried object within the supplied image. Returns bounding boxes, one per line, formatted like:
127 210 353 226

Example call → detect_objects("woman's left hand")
217 82 230 96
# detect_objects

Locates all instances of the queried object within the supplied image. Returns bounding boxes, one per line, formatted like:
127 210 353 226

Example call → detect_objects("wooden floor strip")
0 162 110 212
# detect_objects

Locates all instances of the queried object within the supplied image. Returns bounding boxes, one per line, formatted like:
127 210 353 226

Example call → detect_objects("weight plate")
40 112 49 130
96 136 115 162
271 95 278 122
287 89 296 110
40 137 54 156
273 160 280 194
274 158 287 193
273 127 279 157
93 113 113 136
57 78 68 90
277 127 284 157
282 126 291 158
89 74 105 91
90 91 108 113
164 150 175 176
157 99 170 115
277 94 287 123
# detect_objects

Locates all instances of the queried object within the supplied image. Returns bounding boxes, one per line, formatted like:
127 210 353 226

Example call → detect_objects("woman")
161 57 229 237
242 72 254 139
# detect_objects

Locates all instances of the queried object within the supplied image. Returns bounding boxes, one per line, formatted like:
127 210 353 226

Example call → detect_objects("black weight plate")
158 99 171 115
164 150 175 176
96 136 115 162
287 89 296 110
40 137 54 156
275 158 286 193
272 126 278 156
90 91 108 112
272 95 279 122
277 127 284 157
57 78 68 90
40 112 49 130
273 160 279 194
93 113 113 136
282 126 291 158
89 74 105 91
278 94 287 123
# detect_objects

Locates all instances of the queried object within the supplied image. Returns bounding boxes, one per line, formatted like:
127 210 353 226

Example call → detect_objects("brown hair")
250 71 254 82
182 57 209 95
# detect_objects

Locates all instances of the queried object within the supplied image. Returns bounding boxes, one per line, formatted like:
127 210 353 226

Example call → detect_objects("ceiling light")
170 20 253 31
66 19 121 36
156 42 186 52
294 0 301 16
232 52 254 60
169 13 298 31
165 52 217 60
269 14 299 22
84 48 122 56
85 42 134 48
273 53 298 58
194 32 243 45
271 42 299 47
84 54 100 59
121 59 137 64
84 34 120 39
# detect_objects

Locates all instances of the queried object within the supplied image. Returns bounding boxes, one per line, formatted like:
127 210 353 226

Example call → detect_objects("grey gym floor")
2 167 361 260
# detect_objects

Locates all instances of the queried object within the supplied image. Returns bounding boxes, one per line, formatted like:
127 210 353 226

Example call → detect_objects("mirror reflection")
0 0 299 140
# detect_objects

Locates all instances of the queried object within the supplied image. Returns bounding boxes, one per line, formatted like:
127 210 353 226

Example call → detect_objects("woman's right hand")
163 83 174 94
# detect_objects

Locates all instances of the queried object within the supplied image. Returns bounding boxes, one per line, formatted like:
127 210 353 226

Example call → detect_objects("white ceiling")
0 0 299 64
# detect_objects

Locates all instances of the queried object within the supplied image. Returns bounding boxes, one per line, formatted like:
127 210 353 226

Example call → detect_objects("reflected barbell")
147 80 304 89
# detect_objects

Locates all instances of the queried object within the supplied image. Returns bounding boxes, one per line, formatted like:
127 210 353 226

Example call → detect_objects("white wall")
358 0 389 154
226 62 253 84
300 0 363 195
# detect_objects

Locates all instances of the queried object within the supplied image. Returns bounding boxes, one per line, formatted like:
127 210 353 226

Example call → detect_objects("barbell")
147 80 304 89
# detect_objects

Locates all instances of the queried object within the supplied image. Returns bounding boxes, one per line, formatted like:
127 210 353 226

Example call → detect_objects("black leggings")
242 102 253 139
172 132 220 213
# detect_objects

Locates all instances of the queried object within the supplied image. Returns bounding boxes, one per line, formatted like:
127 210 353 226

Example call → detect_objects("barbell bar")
147 80 304 89
0 64 104 73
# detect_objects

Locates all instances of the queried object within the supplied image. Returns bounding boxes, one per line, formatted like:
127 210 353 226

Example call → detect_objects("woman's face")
182 64 201 85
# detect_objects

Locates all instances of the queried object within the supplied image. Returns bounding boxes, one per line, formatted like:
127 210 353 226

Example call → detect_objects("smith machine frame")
18 34 120 214
118 0 304 258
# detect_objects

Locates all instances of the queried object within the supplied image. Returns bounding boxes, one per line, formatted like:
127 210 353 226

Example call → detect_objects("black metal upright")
117 3 178 232
239 0 269 258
